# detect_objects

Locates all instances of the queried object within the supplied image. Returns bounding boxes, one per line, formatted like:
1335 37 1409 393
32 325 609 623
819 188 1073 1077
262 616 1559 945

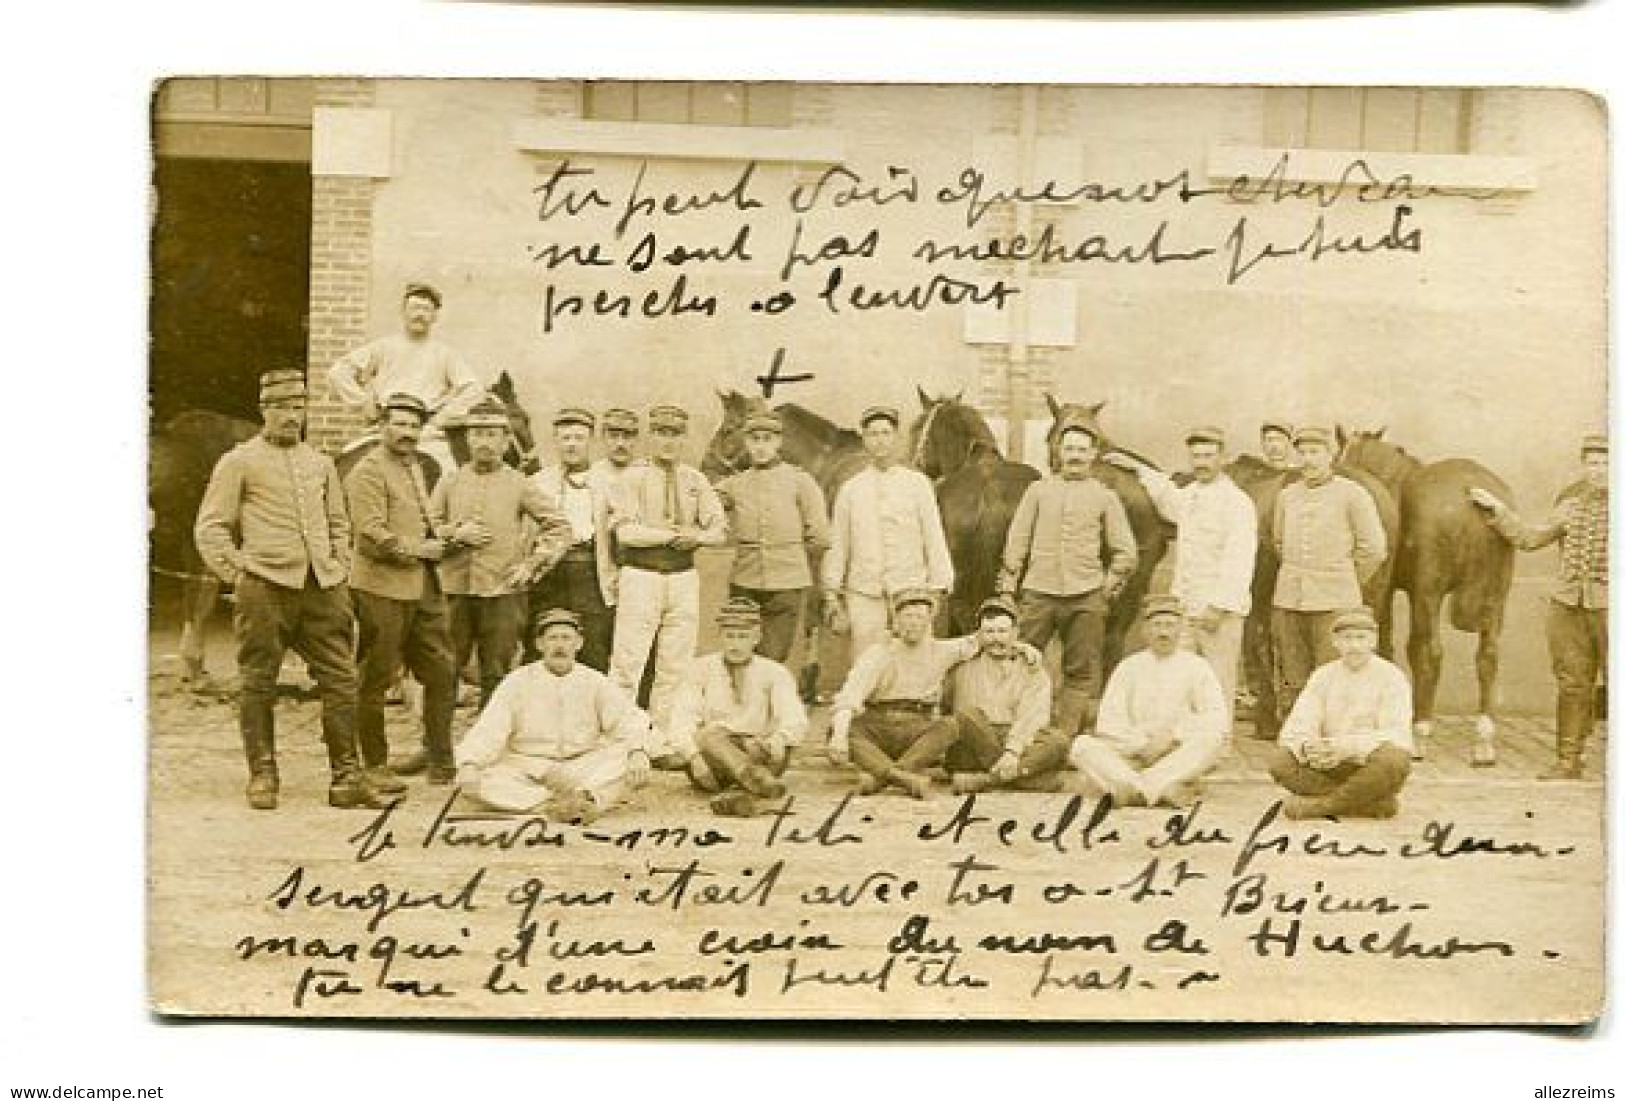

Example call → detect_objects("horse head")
700 388 757 481
1336 424 1418 493
490 370 539 472
909 389 993 479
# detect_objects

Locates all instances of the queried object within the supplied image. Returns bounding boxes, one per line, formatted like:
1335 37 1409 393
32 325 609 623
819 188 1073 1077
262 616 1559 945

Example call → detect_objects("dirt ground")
147 613 1606 1023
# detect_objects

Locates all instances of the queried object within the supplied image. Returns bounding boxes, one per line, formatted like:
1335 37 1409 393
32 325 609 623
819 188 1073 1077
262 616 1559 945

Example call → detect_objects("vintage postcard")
148 80 1606 1021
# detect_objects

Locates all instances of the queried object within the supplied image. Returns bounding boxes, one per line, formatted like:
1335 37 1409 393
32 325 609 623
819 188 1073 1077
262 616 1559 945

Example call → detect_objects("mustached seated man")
943 596 1074 795
1069 595 1229 809
668 597 808 818
1268 606 1414 821
454 608 654 824
827 588 1041 798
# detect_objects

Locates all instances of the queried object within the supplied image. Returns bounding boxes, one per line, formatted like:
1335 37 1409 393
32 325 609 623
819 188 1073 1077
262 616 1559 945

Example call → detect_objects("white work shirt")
457 661 652 767
822 465 954 599
1095 648 1229 753
1140 470 1258 616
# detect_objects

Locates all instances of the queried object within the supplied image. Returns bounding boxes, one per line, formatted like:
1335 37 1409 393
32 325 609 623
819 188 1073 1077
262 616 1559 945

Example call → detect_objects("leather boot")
327 736 386 809
1539 693 1588 781
240 704 279 811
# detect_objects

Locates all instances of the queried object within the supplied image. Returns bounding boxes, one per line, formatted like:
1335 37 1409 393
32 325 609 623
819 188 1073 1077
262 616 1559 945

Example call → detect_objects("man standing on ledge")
457 609 654 824
527 407 615 671
943 596 1073 795
344 393 459 789
1070 596 1229 809
822 405 954 662
194 368 379 810
671 597 808 817
1268 607 1413 820
1471 433 1608 781
607 404 727 746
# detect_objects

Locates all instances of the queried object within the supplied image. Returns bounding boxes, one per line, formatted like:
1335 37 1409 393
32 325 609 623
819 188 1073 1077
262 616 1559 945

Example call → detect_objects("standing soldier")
527 407 617 671
344 393 459 788
194 368 379 810
716 408 830 665
428 398 572 711
1259 418 1298 473
1108 425 1257 721
326 282 484 473
607 404 727 745
999 418 1138 736
821 405 955 661
1471 433 1608 780
1270 425 1387 721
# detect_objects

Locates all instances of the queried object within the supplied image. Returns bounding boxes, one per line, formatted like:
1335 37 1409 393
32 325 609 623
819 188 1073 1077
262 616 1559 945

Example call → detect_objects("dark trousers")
849 709 959 778
1019 589 1107 731
354 588 457 770
945 709 1072 779
233 573 359 777
1548 600 1606 720
449 592 525 708
694 724 791 790
730 585 805 665
527 548 612 672
1271 608 1338 719
1267 743 1411 816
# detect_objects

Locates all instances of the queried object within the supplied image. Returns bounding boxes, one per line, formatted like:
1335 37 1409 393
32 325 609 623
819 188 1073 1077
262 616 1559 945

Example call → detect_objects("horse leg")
1406 588 1445 761
1243 611 1279 739
179 574 219 686
1470 609 1504 768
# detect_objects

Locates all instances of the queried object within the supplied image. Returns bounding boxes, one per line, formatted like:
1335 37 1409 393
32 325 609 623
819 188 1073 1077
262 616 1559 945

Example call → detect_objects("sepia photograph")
144 78 1606 1023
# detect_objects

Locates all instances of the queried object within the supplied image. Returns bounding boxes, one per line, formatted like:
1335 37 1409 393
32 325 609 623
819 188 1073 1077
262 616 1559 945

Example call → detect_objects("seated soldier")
1268 606 1414 820
669 597 809 818
1070 595 1229 808
455 608 654 823
827 589 1040 798
945 596 1074 794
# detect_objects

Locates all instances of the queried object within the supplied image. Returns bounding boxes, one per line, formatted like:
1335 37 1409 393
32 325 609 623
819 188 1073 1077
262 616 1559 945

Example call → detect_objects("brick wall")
304 79 376 454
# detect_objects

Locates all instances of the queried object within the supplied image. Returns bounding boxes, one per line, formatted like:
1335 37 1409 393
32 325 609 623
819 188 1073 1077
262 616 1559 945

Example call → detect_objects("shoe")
1538 761 1584 781
392 749 429 776
893 770 932 800
365 766 408 795
1365 796 1400 820
328 774 386 810
854 773 886 796
245 770 279 811
738 764 787 799
710 791 762 817
1011 773 1064 794
426 763 457 786
542 789 600 826
1282 795 1337 821
951 772 993 795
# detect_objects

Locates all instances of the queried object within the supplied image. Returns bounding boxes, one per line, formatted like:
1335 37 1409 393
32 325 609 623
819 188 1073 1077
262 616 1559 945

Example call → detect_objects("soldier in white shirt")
456 608 654 824
821 405 955 661
527 407 616 671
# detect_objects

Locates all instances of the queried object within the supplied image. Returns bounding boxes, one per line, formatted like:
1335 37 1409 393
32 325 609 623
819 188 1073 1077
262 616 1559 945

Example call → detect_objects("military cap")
743 410 783 435
715 596 763 628
1185 424 1227 448
402 282 442 308
1331 607 1379 635
1142 594 1184 621
1260 418 1294 438
648 404 690 432
461 399 510 429
976 595 1019 624
553 406 596 431
258 369 307 404
1292 425 1332 448
382 392 430 423
859 405 901 429
532 607 583 636
890 588 938 614
1580 433 1609 457
601 407 639 433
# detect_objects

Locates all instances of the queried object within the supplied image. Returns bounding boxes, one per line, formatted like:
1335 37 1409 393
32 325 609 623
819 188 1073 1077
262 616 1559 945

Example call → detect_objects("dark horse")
1338 428 1515 765
1041 396 1173 674
906 390 1041 635
333 369 539 485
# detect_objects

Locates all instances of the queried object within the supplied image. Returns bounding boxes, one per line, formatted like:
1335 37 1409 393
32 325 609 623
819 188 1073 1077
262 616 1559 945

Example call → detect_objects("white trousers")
610 566 699 743
846 593 892 663
467 745 629 813
1181 611 1245 724
1070 728 1225 805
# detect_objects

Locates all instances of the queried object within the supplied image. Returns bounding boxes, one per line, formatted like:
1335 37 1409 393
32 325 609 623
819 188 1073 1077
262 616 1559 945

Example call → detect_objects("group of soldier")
190 282 1609 824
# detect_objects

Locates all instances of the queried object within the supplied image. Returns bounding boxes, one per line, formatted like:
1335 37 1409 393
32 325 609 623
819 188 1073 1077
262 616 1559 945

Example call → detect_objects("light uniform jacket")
1278 655 1415 762
326 335 482 428
999 474 1137 597
609 461 728 553
717 462 830 590
429 463 571 598
822 465 954 599
948 651 1053 758
343 447 440 602
588 458 648 607
1139 470 1258 616
665 653 809 757
195 435 352 589
1271 474 1387 612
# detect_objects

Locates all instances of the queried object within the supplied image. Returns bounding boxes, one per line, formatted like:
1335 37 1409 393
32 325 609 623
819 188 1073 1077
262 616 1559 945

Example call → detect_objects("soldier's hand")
991 750 1021 783
1014 641 1044 667
826 735 851 767
625 749 652 787
499 564 532 593
454 520 493 547
669 532 700 553
1102 576 1125 603
417 538 447 562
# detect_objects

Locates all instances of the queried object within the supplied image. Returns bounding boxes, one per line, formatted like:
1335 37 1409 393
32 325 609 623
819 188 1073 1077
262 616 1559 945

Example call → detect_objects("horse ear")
1336 424 1347 447
1045 392 1062 419
1374 425 1387 440
952 389 964 403
917 384 932 408
1088 401 1105 416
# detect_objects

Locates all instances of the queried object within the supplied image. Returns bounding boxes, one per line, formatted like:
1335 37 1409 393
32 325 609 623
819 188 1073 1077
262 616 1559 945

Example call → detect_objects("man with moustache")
671 598 808 817
821 405 955 662
1270 425 1388 721
715 408 830 665
195 369 379 810
456 608 654 824
1070 596 1229 809
526 407 614 670
1259 418 1298 474
344 393 459 788
1471 433 1609 780
1107 425 1257 722
999 418 1138 737
1268 607 1413 820
426 398 572 713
